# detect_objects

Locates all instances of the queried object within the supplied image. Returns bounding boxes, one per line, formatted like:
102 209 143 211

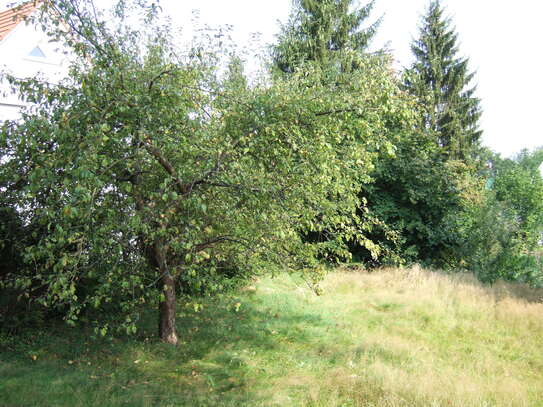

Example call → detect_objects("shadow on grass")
0 287 328 407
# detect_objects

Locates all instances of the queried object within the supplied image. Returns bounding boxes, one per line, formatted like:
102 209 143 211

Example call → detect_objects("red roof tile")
0 1 41 42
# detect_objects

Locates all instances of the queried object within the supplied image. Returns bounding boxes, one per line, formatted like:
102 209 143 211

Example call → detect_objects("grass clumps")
1 266 543 406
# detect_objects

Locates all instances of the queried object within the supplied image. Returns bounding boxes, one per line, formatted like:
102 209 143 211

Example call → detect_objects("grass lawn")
1 266 543 406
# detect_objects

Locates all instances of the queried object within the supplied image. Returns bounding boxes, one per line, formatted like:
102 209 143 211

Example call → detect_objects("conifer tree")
404 0 482 161
273 0 380 73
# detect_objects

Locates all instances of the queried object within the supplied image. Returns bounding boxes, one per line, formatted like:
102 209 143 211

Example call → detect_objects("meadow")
1 266 543 406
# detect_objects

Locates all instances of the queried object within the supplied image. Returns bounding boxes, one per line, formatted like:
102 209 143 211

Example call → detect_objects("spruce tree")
404 0 482 161
272 0 380 73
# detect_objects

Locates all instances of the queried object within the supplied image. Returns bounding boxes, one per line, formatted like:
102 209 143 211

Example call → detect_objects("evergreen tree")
404 0 482 161
272 0 380 73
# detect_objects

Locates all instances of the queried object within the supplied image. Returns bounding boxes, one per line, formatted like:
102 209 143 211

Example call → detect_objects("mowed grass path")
1 267 543 406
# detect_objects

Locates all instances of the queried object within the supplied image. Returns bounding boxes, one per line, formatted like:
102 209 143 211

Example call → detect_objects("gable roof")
0 1 40 42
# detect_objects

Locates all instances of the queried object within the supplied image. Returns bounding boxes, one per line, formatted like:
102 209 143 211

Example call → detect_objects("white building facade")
0 2 68 121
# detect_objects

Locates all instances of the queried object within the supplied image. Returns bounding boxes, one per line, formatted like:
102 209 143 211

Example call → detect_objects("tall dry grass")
292 266 543 406
2 266 542 406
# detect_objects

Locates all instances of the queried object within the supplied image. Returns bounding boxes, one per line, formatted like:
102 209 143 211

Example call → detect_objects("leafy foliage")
449 148 543 285
360 0 489 273
2 0 542 346
359 130 477 268
0 0 410 340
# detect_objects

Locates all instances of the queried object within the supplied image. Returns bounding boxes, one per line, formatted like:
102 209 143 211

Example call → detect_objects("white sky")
2 0 542 158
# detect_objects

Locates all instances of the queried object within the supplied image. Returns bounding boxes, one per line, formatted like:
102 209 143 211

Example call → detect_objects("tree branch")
142 140 188 195
148 69 176 92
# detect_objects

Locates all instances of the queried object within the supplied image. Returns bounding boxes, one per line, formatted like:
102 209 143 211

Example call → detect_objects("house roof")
0 1 40 42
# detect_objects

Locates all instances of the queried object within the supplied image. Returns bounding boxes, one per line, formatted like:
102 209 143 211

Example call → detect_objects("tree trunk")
154 242 178 345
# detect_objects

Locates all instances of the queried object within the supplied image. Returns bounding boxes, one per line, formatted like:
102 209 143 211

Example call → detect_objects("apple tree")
0 0 410 343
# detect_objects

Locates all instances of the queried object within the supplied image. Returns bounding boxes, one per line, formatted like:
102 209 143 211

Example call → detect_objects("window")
28 46 46 58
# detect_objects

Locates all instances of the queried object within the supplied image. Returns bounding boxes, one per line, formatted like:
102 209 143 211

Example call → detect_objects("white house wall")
0 17 68 121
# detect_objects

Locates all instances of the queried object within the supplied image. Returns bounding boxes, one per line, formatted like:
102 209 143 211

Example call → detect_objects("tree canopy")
272 0 380 73
404 0 482 162
0 0 411 343
1 0 542 345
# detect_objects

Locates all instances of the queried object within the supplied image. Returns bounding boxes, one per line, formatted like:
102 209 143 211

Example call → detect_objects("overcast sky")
2 0 542 158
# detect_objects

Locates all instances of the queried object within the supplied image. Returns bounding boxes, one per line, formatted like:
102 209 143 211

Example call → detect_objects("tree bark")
154 242 178 345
